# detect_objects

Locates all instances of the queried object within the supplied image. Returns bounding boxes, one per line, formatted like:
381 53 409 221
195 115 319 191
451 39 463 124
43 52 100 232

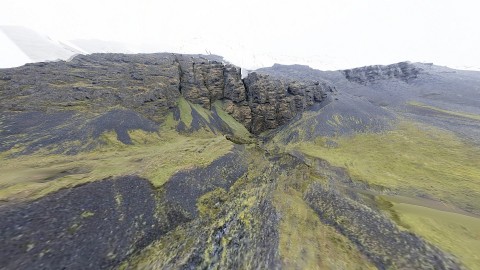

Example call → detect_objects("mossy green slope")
1 104 471 268
274 175 376 269
0 128 233 202
408 101 480 121
121 147 378 269
286 120 480 269
0 97 252 202
294 121 480 214
392 200 480 269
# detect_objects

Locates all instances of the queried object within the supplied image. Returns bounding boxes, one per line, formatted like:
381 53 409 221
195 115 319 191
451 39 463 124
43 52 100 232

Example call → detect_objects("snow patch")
0 29 31 68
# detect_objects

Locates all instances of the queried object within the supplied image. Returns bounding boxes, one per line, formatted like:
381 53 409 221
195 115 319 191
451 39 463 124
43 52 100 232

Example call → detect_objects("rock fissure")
173 55 184 95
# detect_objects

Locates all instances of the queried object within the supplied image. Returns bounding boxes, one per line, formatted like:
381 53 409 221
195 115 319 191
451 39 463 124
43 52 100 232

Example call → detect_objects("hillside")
0 54 479 269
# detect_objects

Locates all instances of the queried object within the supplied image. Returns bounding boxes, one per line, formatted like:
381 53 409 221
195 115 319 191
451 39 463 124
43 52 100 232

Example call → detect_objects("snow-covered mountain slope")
0 29 31 68
0 26 83 68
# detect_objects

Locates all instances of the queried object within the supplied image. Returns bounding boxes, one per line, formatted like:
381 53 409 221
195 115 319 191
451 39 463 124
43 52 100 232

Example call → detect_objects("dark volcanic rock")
89 109 158 144
0 149 249 270
0 109 159 155
0 176 184 270
223 64 247 103
174 55 225 108
164 146 248 216
0 53 182 116
257 63 340 82
0 53 332 135
242 72 331 134
304 183 461 269
342 61 424 84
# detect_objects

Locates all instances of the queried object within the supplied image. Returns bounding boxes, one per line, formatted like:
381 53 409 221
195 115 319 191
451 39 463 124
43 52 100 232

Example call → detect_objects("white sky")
2 0 480 70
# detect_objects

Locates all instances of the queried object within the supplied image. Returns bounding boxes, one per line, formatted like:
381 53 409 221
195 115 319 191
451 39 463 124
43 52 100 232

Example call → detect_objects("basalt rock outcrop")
241 72 331 134
0 53 333 134
342 61 424 84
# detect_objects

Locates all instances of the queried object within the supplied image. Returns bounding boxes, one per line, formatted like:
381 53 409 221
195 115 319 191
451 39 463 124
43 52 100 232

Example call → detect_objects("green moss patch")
408 101 480 121
190 102 213 123
388 199 480 270
291 120 480 268
81 211 95 218
0 129 233 202
274 187 375 269
212 101 252 141
197 188 229 219
177 97 193 128
295 121 480 213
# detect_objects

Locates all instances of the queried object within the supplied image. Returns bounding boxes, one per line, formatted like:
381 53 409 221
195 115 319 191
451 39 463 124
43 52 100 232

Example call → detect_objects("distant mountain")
258 62 480 144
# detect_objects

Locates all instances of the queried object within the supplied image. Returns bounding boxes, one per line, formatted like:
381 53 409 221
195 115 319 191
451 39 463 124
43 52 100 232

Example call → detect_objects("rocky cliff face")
0 53 332 134
342 61 424 84
241 72 331 134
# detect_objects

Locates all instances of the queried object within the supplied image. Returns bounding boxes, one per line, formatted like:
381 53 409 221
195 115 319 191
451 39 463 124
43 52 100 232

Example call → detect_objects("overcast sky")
2 0 479 70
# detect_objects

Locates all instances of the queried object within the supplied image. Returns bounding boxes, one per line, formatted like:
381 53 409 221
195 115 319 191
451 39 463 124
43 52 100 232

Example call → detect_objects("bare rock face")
0 53 183 117
342 61 424 84
241 72 330 134
0 53 333 134
223 64 247 103
223 99 252 128
175 55 225 108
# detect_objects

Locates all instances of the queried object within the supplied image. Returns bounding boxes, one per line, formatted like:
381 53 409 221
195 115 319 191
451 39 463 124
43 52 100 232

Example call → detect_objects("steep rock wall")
242 72 330 134
0 53 333 134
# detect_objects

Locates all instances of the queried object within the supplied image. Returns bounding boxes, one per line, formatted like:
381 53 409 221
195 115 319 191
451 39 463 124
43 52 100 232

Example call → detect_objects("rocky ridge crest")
0 53 334 134
342 61 424 84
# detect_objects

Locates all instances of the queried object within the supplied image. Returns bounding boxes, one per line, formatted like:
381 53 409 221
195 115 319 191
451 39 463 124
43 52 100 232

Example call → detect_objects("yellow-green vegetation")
381 198 480 270
197 188 229 218
68 223 82 234
190 102 212 123
0 128 233 202
177 97 193 128
269 156 375 269
120 222 199 270
267 109 319 143
81 211 95 218
213 101 252 141
0 97 256 202
289 120 480 269
115 193 123 206
274 186 375 269
375 196 411 229
177 98 253 142
119 147 270 269
294 121 480 212
408 101 480 121
266 102 374 145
